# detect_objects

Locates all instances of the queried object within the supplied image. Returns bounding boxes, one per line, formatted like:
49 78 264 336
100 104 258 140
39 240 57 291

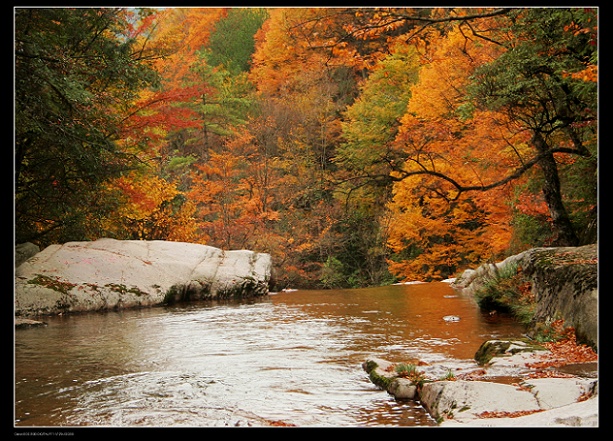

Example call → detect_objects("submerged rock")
15 238 272 316
443 315 461 322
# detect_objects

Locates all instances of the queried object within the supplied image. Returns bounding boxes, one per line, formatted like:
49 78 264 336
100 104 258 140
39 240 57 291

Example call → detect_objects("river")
15 282 525 427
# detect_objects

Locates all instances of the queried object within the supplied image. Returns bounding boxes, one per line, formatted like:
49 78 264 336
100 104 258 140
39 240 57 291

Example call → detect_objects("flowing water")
15 282 525 427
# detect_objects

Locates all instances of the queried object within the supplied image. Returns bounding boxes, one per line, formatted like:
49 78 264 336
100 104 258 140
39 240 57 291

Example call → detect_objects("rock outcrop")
453 244 597 349
420 375 597 423
15 238 272 317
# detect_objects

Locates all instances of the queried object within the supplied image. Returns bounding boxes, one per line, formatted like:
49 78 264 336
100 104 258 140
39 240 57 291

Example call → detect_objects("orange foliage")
406 26 505 118
104 172 198 242
148 8 227 81
188 136 284 251
250 8 346 98
93 8 596 286
515 193 551 219
386 22 517 280
120 8 227 158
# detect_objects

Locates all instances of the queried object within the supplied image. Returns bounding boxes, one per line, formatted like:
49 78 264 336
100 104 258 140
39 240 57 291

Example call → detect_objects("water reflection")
274 283 522 362
15 283 524 427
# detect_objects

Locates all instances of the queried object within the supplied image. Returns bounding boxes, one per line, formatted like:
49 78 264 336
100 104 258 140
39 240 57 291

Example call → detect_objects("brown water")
14 282 525 427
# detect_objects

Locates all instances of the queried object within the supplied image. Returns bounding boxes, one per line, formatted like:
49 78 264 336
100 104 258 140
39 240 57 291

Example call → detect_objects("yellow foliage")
103 172 199 242
408 26 504 120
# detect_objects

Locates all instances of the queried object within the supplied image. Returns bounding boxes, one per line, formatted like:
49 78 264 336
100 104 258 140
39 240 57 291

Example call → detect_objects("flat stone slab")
15 238 272 316
523 377 597 410
420 380 541 421
441 396 598 427
363 353 599 426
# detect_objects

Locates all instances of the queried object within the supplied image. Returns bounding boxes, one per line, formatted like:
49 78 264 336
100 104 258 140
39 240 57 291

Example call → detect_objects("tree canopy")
14 7 598 287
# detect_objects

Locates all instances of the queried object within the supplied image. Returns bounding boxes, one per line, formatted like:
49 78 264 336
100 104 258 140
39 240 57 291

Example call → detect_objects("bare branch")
292 8 511 52
393 145 590 199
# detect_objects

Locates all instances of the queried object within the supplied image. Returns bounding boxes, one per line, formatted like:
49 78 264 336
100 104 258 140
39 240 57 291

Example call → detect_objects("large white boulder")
15 238 272 316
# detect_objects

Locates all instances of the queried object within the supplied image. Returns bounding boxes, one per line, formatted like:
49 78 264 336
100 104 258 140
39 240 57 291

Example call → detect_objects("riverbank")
453 243 597 350
363 337 598 426
364 243 598 427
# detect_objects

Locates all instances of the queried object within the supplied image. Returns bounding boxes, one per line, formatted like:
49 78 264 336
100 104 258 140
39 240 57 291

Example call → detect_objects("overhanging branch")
392 146 590 199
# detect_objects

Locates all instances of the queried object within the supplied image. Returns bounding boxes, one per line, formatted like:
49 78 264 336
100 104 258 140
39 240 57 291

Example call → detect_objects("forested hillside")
15 7 597 289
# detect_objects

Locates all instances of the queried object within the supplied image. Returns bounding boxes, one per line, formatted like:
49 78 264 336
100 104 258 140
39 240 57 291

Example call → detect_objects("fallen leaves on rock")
477 409 544 419
524 370 575 379
526 321 597 371
266 419 297 427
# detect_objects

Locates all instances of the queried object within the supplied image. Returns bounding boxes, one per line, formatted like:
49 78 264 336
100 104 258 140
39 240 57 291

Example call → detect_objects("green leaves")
470 8 597 127
15 8 160 244
207 8 269 74
338 44 419 173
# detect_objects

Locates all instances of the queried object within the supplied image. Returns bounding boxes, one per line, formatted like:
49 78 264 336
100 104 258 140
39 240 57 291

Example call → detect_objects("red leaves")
515 193 551 219
526 320 598 371
477 410 544 419
266 419 296 427
123 85 210 137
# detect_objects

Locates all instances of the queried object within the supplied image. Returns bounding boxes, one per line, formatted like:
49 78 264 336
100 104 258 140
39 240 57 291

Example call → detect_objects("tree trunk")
533 132 579 246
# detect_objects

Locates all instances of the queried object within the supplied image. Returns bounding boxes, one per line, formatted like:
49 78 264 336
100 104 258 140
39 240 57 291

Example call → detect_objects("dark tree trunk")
533 132 579 246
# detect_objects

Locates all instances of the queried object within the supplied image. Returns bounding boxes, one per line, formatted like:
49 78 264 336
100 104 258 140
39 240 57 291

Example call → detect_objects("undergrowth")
473 262 536 326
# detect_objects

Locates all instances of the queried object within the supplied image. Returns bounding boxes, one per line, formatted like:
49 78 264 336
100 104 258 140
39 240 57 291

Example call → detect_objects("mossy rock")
27 274 77 294
362 358 395 390
475 338 547 366
362 358 424 400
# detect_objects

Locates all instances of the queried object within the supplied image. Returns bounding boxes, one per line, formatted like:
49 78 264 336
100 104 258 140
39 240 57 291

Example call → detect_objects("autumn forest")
15 7 598 289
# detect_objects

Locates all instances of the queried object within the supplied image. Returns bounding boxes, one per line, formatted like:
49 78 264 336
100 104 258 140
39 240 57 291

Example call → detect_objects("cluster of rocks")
15 240 598 426
363 338 598 427
15 238 272 318
363 244 598 427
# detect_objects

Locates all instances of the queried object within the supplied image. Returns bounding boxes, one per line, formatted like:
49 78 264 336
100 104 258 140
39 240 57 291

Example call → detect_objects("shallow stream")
15 282 525 427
